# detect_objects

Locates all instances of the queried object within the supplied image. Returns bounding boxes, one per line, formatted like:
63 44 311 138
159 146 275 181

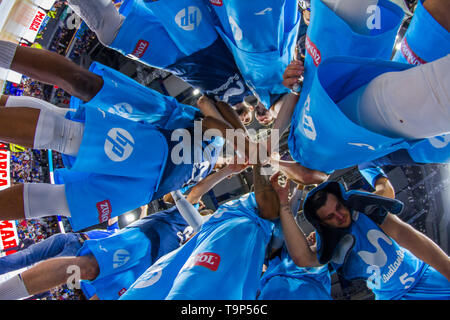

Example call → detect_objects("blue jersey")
289 56 417 173
110 0 252 106
206 0 299 108
127 206 193 261
358 165 388 189
288 0 407 172
54 107 221 232
78 206 191 300
70 61 200 131
329 212 427 300
121 193 274 300
258 246 332 300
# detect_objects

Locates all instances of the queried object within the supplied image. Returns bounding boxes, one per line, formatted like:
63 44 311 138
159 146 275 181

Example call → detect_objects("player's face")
255 111 274 126
239 110 253 125
316 193 351 229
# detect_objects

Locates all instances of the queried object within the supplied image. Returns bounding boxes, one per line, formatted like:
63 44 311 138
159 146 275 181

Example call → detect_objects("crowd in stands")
10 150 48 184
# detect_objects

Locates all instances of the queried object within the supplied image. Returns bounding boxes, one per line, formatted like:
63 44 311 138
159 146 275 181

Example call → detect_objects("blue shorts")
55 106 168 231
111 0 217 67
77 228 152 300
71 62 200 131
400 265 450 300
207 0 299 108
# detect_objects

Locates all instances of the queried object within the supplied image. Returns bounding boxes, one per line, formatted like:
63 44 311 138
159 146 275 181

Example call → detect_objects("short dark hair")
305 186 346 221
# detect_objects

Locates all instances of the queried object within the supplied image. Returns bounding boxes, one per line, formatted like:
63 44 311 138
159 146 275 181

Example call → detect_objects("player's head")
254 103 275 126
199 209 214 216
304 183 352 229
233 101 254 125
302 7 311 25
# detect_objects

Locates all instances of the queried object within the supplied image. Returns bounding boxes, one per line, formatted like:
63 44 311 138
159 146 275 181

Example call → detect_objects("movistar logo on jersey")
428 134 450 149
175 6 202 31
104 128 135 162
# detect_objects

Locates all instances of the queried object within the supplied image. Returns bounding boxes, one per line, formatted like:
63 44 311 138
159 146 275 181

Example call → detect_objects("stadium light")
193 89 200 95
125 213 136 224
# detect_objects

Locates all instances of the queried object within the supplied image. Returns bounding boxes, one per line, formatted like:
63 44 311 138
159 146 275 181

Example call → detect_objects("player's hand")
306 231 316 247
282 60 304 90
226 156 250 175
270 171 290 204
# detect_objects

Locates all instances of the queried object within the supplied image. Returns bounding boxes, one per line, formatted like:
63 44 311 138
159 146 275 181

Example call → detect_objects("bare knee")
0 95 8 106
76 255 100 280
68 71 103 102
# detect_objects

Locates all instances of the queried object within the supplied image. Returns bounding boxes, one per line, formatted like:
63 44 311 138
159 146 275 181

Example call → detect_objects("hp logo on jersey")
113 249 131 269
175 6 202 31
104 128 135 162
108 103 133 118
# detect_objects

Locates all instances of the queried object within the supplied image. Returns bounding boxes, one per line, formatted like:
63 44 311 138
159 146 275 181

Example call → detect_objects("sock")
23 183 71 219
0 275 31 300
0 41 18 70
33 109 84 156
68 0 124 46
171 190 204 232
5 96 69 116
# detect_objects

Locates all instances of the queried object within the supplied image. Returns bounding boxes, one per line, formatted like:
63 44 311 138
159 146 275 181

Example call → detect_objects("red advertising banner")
0 143 19 257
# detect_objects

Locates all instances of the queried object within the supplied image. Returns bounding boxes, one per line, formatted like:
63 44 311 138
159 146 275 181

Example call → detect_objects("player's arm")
197 96 237 131
270 172 322 267
213 100 250 135
202 116 259 164
373 176 395 199
186 159 249 204
253 164 280 220
358 164 395 199
380 214 450 281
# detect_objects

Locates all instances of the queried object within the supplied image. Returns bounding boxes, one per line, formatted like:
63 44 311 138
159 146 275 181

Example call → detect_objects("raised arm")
186 159 249 204
174 160 249 232
270 172 321 267
380 213 450 281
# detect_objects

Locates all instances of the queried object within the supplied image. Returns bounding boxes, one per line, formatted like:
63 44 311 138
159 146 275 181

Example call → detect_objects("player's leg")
0 233 82 275
0 41 103 102
0 183 71 221
0 255 99 299
0 95 69 116
66 0 124 46
0 105 84 156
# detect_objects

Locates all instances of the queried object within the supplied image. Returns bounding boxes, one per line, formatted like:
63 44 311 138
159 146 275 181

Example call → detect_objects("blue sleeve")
358 162 387 188
107 221 120 232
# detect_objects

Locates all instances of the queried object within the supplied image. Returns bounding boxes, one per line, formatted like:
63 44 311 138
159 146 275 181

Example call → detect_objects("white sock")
68 0 124 46
23 183 71 219
5 96 69 116
0 275 31 300
33 109 84 156
0 41 18 70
